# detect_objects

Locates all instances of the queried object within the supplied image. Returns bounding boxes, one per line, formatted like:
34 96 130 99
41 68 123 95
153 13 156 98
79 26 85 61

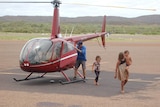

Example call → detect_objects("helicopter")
0 0 156 84
0 0 107 84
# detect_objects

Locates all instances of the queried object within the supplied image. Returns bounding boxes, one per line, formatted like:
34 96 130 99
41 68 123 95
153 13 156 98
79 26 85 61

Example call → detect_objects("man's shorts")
75 60 86 69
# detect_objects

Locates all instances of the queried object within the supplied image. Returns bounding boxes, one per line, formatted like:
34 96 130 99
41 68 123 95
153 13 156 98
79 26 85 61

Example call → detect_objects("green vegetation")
0 21 51 33
107 25 160 35
0 21 160 35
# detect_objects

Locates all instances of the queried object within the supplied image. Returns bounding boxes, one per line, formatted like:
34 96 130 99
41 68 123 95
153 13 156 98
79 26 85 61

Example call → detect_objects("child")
114 52 128 93
124 50 132 85
92 55 101 85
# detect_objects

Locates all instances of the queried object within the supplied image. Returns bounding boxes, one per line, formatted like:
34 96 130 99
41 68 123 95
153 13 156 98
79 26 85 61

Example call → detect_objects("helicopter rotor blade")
0 1 156 11
0 1 51 3
63 2 156 11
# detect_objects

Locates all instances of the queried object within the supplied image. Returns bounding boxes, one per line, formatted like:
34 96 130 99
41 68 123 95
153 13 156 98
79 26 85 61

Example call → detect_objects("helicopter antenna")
70 26 75 37
64 29 68 37
96 37 102 47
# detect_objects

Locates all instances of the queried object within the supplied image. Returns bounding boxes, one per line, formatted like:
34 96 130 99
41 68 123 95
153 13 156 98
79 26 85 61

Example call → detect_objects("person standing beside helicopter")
92 55 101 85
74 41 87 80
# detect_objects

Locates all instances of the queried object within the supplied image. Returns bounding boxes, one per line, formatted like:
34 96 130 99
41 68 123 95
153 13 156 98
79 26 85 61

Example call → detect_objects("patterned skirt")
117 63 128 81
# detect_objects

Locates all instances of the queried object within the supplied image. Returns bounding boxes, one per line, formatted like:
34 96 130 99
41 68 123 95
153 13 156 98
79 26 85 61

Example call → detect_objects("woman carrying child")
114 52 130 93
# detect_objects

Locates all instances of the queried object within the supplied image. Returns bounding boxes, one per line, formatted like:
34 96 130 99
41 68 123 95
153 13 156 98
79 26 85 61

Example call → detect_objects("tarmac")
0 35 160 107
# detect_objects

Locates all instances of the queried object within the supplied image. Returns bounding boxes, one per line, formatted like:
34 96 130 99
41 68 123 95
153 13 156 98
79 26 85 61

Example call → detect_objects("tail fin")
101 15 106 48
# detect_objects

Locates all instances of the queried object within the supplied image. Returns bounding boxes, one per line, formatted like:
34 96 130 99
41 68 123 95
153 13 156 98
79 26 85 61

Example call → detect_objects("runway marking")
129 78 154 83
0 72 16 75
86 77 101 80
154 77 160 80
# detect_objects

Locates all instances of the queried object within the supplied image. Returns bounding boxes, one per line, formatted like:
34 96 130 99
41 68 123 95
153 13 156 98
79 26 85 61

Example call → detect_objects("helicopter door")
52 41 62 60
51 41 63 70
59 41 76 69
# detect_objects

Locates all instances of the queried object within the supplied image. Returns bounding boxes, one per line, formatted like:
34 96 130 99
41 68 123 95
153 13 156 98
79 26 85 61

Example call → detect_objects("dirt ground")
0 35 160 107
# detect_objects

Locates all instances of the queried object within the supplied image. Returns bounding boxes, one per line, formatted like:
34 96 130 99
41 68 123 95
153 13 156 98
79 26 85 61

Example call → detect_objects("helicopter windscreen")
20 38 53 65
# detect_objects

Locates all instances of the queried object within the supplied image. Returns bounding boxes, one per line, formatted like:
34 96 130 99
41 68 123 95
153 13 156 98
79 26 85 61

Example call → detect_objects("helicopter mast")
51 0 61 39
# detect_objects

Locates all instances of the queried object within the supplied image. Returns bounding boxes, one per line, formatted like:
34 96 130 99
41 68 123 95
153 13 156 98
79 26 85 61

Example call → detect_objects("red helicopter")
0 0 107 84
1 0 155 84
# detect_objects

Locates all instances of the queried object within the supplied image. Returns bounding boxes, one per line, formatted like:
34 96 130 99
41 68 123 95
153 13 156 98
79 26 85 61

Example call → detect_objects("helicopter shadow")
0 68 160 98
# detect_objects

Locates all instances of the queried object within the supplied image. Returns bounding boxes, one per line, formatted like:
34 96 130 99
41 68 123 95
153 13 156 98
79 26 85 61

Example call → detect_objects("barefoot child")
92 56 101 85
114 52 128 93
124 50 132 66
124 50 132 85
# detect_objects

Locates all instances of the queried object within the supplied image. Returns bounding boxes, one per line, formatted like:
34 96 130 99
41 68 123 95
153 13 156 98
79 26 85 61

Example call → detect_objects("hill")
0 15 160 34
0 15 160 25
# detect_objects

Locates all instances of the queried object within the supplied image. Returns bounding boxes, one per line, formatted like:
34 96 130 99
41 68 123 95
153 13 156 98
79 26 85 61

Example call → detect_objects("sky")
0 0 159 18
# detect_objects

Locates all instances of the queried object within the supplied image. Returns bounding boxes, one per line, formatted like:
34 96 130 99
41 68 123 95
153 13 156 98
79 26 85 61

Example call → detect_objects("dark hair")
118 52 124 61
77 41 83 46
124 50 129 54
95 55 101 60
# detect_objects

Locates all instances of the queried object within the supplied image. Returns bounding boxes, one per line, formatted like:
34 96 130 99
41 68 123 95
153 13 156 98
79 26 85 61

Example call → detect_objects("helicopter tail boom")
65 16 107 48
101 15 106 47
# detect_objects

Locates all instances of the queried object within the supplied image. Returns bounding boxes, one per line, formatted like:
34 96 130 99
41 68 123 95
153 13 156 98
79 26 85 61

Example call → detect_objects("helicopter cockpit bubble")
20 38 54 65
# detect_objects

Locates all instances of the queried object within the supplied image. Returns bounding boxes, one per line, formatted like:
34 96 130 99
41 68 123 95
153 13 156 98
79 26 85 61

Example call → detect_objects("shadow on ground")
0 68 160 98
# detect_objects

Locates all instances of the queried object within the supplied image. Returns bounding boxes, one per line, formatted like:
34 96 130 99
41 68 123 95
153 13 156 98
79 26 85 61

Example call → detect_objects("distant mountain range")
0 15 160 25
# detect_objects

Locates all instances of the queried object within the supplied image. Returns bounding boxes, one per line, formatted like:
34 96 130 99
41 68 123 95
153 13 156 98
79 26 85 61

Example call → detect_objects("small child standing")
124 50 132 85
124 50 132 66
92 56 101 85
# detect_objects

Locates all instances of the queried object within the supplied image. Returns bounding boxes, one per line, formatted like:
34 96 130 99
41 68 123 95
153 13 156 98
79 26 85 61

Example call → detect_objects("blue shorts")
75 60 86 69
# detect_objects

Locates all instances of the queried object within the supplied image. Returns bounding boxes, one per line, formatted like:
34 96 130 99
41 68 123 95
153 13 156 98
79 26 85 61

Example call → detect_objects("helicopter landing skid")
59 70 85 85
13 72 47 82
